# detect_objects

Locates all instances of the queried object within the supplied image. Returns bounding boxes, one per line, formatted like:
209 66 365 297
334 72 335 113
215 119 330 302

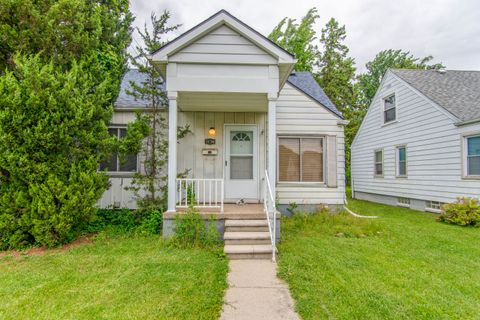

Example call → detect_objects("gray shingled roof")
115 70 342 119
391 69 480 122
115 69 166 108
287 72 343 118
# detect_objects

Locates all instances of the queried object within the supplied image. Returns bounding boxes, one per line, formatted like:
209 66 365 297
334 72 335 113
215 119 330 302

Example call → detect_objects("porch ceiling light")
208 127 216 136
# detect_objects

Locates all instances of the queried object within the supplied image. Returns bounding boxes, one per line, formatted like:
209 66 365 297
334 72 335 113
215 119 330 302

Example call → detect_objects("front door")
224 125 259 201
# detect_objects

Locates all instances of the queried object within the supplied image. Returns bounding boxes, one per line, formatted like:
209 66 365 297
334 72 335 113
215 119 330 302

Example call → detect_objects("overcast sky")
130 0 480 73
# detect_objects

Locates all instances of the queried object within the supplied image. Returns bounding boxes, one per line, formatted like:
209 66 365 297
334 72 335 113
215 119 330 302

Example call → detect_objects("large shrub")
438 197 480 227
0 0 132 249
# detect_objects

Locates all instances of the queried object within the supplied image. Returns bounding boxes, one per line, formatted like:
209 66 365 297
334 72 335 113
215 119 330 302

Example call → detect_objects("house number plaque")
205 138 216 145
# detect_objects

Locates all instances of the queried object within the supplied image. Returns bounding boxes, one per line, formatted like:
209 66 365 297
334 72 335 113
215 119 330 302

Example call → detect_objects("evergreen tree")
268 8 320 72
0 0 132 249
124 11 190 212
315 18 357 182
316 18 356 113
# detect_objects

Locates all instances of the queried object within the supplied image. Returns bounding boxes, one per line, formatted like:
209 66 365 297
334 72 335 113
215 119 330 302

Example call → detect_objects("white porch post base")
267 93 277 211
167 91 178 212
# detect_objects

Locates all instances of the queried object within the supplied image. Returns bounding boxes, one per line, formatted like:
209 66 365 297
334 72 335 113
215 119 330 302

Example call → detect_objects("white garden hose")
343 198 379 219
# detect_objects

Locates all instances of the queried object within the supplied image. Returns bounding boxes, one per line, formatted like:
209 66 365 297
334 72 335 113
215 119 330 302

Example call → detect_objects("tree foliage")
0 0 132 249
268 8 320 72
357 49 445 107
124 11 190 212
316 18 356 113
315 18 357 181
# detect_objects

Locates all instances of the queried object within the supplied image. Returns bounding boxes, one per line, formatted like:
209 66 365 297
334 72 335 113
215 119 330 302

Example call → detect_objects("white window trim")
101 125 139 176
395 145 408 178
462 133 480 180
382 92 397 125
277 135 326 185
374 148 384 178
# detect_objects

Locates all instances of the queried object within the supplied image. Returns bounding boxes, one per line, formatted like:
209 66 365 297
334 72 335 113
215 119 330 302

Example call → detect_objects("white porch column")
167 91 178 212
267 93 277 205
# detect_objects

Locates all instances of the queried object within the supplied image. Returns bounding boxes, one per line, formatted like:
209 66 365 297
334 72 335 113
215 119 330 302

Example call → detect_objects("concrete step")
224 244 274 260
225 219 269 232
225 219 269 227
226 226 269 232
224 231 271 245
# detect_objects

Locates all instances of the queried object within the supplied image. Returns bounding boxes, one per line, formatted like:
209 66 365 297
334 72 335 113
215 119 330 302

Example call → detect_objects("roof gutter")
454 117 480 127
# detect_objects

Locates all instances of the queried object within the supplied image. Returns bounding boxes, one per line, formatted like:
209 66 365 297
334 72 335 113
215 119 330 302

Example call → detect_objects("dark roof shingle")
391 69 480 122
287 72 342 118
115 69 166 108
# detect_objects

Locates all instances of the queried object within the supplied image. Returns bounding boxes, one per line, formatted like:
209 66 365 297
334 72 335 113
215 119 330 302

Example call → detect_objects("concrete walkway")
220 260 300 320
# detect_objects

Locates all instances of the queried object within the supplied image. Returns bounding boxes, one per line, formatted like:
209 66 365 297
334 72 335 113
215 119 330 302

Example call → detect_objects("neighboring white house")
98 10 347 215
352 69 480 212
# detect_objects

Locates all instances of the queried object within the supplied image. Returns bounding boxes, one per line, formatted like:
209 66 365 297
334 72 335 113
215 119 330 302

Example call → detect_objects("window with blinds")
278 137 324 182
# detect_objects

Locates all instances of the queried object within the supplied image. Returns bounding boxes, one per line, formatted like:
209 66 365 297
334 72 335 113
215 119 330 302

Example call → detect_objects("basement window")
397 197 410 207
425 200 444 213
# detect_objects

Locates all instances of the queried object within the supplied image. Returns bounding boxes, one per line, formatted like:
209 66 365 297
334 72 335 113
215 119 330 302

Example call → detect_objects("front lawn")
0 235 228 320
278 198 480 319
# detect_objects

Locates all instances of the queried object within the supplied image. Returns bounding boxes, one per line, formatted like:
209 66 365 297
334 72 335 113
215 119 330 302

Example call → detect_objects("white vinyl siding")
352 71 480 205
276 83 345 205
170 25 276 65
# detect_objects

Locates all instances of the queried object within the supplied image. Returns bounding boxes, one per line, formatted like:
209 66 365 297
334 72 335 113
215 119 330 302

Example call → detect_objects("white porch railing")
264 170 277 262
176 178 224 211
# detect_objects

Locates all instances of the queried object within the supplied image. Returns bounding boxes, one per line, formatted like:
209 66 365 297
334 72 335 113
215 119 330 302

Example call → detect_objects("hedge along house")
99 10 347 256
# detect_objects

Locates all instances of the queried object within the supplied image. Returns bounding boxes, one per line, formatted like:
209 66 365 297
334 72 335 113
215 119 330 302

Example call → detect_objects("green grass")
0 235 228 320
278 197 480 319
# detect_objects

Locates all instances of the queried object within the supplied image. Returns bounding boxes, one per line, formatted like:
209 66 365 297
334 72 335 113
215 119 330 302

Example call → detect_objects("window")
396 146 407 177
383 94 396 123
426 200 443 212
397 197 410 207
374 149 383 177
278 137 324 182
466 135 480 176
100 128 138 173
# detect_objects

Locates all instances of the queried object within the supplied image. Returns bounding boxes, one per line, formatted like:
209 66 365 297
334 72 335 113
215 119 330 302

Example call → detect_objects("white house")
352 69 480 212
98 10 346 256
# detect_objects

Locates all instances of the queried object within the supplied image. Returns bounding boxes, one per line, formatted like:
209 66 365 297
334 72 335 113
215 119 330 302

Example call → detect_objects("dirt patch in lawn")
0 234 95 258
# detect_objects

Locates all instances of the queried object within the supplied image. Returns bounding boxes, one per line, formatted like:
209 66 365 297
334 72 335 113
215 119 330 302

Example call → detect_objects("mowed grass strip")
278 198 480 319
0 235 228 320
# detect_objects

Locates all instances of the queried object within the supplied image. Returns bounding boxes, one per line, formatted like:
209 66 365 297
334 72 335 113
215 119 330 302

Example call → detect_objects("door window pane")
231 131 253 155
279 138 300 181
301 138 323 182
230 156 253 179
